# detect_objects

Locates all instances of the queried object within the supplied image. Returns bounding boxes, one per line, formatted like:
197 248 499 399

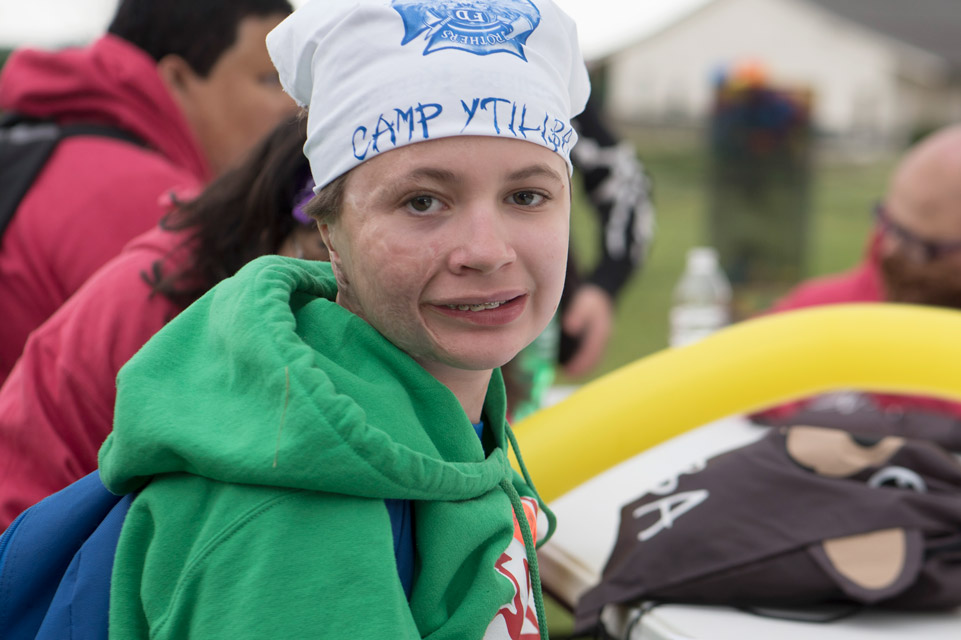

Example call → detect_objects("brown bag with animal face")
573 425 961 634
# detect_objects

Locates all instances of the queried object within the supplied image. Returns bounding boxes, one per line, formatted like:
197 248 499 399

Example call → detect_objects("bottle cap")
688 247 719 272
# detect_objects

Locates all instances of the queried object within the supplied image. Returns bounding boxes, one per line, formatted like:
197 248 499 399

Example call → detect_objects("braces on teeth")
446 301 505 311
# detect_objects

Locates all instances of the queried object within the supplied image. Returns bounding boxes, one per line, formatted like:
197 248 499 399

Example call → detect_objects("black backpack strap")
58 122 146 147
0 114 146 240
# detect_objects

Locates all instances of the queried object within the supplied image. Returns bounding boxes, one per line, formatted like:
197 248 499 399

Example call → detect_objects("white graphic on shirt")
483 496 541 639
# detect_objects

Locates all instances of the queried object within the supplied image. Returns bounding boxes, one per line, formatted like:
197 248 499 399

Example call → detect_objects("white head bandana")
267 0 591 192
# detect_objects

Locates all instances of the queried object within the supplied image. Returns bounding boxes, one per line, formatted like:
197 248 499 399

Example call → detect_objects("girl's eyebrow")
506 164 565 184
401 167 460 184
394 163 564 188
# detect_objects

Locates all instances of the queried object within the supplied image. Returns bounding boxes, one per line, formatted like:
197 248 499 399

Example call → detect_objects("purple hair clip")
292 176 316 225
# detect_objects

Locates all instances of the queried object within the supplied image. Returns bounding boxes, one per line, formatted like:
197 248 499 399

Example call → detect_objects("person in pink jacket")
0 0 297 383
759 124 961 423
0 115 326 528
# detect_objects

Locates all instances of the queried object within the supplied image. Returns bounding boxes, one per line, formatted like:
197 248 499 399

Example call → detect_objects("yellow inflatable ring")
511 303 961 502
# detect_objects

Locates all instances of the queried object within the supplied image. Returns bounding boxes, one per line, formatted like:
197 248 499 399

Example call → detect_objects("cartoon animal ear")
808 528 923 603
785 425 903 476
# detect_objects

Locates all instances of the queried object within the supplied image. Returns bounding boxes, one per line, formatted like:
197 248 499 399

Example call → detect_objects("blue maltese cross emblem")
392 0 541 60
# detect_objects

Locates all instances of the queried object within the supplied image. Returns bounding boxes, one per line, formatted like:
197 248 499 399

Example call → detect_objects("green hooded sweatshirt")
99 256 555 639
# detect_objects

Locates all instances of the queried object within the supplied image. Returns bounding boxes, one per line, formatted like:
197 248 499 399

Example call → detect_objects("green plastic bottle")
510 314 560 422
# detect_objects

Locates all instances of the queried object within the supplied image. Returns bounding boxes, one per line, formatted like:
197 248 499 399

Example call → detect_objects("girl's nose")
448 204 517 274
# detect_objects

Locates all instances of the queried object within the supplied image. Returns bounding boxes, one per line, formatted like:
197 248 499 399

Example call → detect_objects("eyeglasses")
873 202 961 262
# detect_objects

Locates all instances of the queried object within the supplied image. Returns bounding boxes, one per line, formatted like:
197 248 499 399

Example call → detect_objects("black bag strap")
0 113 146 240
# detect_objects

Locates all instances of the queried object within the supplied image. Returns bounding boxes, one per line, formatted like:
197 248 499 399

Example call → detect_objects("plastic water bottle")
669 247 732 347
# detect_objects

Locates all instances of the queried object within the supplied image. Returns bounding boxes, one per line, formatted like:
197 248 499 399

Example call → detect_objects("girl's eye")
511 191 545 207
407 195 441 213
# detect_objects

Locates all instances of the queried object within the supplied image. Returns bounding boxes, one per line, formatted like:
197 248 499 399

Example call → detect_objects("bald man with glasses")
755 123 961 427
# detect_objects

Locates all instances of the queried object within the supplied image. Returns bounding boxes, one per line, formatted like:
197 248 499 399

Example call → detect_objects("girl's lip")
428 294 527 326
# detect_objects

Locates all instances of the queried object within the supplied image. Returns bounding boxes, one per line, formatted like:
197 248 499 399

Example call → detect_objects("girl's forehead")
267 0 589 194
348 136 568 184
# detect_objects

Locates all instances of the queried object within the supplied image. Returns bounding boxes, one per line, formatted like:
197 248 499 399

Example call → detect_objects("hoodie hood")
0 35 210 182
99 256 514 502
101 255 557 639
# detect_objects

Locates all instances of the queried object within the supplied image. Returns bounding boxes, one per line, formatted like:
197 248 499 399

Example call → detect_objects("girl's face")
320 136 570 382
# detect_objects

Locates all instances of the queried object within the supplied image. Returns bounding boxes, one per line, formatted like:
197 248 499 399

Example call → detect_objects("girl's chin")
433 345 528 373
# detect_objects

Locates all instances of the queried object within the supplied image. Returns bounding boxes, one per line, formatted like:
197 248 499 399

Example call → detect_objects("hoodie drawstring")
501 420 558 640
499 477 549 640
504 421 556 542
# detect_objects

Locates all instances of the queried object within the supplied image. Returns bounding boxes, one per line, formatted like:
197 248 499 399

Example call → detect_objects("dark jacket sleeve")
570 98 655 298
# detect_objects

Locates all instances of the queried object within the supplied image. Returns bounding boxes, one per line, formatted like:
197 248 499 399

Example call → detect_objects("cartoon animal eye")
868 466 927 493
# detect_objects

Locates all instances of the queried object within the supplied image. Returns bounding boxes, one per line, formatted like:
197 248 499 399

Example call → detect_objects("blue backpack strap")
0 471 130 640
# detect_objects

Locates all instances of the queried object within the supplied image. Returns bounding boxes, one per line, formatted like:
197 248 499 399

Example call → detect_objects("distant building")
601 0 961 148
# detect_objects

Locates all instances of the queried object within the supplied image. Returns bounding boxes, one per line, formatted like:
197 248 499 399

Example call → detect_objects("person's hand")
560 283 614 378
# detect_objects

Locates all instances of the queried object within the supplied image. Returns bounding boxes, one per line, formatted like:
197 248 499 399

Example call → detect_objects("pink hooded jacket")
0 35 209 382
0 225 188 527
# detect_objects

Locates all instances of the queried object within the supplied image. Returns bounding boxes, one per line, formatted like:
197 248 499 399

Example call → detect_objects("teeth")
446 300 506 312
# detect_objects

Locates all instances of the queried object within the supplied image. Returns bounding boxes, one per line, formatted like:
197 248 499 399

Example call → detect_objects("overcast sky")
0 0 712 59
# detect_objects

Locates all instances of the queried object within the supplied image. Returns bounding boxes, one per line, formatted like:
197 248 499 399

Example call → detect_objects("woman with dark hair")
0 115 323 527
145 113 325 308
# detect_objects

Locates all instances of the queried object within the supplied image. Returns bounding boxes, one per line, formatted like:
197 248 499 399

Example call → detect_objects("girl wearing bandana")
99 0 589 638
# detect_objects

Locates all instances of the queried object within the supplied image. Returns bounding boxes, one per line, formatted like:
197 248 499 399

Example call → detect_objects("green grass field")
546 135 897 635
564 135 897 384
